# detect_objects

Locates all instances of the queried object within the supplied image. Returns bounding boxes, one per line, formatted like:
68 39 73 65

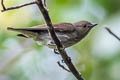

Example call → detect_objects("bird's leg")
54 49 60 54
61 60 64 63
54 49 66 63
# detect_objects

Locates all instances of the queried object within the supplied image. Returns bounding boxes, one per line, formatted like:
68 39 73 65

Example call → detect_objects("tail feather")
17 34 28 38
7 27 34 33
7 27 25 32
7 27 42 32
7 27 16 31
7 27 38 38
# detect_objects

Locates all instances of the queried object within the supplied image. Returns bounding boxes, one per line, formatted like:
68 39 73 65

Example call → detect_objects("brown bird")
7 21 97 48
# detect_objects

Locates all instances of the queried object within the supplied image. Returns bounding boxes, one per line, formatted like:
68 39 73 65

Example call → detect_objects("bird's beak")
90 23 98 28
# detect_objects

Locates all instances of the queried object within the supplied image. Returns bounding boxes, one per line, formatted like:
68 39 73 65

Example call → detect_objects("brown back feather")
14 23 75 32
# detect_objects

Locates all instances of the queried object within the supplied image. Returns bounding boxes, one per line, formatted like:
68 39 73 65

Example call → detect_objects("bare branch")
1 0 6 10
44 0 46 7
35 0 84 80
1 1 36 12
105 27 120 41
57 61 71 72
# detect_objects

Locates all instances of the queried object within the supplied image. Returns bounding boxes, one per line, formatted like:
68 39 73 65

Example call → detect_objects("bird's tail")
7 27 16 31
7 27 28 32
7 27 38 38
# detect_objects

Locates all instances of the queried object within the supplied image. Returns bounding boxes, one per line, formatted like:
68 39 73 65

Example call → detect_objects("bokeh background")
0 0 120 80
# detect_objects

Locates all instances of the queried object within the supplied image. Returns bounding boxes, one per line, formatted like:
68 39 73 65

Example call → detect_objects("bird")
7 21 97 48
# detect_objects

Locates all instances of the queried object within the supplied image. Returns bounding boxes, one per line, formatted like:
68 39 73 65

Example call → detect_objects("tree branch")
35 0 84 80
105 27 120 41
1 1 36 12
1 0 6 10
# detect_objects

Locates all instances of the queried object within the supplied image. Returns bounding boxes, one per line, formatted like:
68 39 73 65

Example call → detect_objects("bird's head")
74 21 97 35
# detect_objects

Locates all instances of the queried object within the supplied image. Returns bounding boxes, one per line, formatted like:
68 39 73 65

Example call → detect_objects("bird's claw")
54 49 60 54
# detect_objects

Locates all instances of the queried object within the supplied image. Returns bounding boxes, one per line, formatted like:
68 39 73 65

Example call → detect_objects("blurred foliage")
93 0 120 16
0 0 120 80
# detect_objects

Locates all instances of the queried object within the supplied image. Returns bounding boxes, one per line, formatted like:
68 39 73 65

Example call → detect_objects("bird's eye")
83 25 87 28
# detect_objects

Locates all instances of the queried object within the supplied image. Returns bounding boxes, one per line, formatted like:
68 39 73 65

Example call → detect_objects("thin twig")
1 1 36 12
1 0 6 10
44 0 46 7
57 61 71 72
35 0 84 80
105 27 120 41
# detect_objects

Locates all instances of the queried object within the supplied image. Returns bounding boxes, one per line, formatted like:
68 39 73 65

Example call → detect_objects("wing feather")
9 23 75 32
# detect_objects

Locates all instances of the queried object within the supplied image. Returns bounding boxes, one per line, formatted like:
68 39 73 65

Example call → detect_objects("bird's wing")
39 23 75 32
7 23 75 32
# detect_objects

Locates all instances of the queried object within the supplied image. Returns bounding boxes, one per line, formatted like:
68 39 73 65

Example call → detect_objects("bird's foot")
54 49 60 54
